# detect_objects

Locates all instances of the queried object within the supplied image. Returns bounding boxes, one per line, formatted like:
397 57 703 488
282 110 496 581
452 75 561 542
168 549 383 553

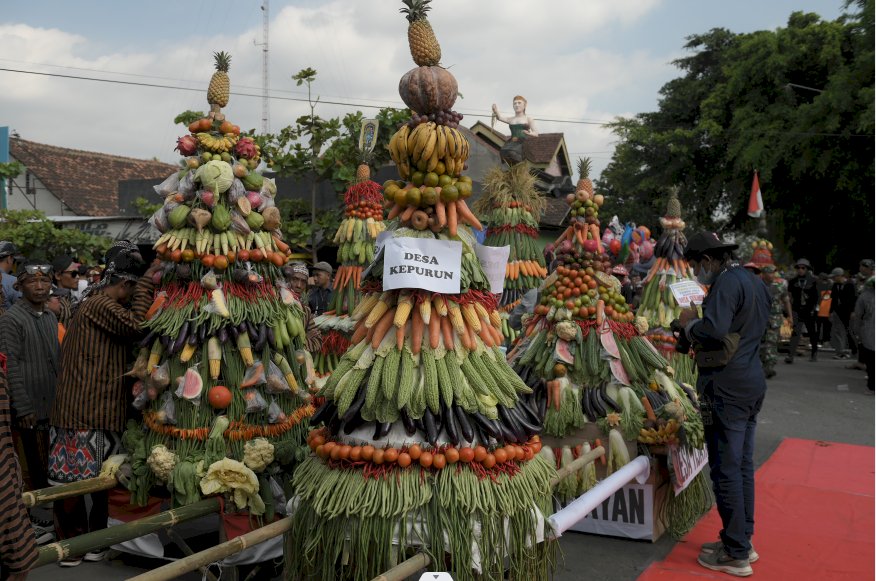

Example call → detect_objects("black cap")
0 241 18 259
683 232 739 260
51 255 80 274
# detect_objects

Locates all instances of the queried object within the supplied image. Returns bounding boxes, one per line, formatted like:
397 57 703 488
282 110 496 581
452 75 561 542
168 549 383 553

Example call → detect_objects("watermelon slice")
554 339 575 364
609 358 631 386
176 368 204 401
599 324 621 359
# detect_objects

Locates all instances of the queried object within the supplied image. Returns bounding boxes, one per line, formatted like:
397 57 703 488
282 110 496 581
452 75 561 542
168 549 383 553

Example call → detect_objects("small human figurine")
492 95 538 139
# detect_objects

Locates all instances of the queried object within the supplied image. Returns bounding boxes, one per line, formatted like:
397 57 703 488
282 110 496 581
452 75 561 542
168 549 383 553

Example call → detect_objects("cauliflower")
555 321 578 341
146 445 178 483
243 438 275 472
200 458 265 515
634 316 649 335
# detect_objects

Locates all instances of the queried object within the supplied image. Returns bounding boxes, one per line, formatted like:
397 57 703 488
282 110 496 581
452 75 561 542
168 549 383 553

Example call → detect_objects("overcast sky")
2 0 843 181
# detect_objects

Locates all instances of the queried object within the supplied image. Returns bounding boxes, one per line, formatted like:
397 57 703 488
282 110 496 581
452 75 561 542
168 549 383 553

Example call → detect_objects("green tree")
599 2 873 268
0 209 111 263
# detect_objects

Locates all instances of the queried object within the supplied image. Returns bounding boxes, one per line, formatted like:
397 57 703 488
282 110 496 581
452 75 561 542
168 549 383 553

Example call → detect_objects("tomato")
459 447 475 463
493 449 508 464
565 300 576 310
181 249 195 262
201 254 215 268
397 452 412 468
237 249 250 262
444 448 460 464
407 444 422 460
473 446 487 463
482 454 496 469
208 385 232 409
337 445 351 461
170 249 182 263
361 445 375 461
432 453 446 470
213 255 229 270
419 451 433 468
249 249 264 263
371 448 385 465
349 446 362 462
383 448 399 463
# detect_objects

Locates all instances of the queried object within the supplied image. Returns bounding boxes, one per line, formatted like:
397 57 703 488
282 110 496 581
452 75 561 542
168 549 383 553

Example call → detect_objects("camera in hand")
670 319 692 354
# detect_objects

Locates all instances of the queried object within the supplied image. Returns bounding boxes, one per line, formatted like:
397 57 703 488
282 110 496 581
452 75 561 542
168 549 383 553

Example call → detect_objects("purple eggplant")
169 321 190 355
139 329 158 348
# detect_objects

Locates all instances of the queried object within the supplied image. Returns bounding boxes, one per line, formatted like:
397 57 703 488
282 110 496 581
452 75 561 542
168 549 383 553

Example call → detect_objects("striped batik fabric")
50 278 154 433
0 368 38 574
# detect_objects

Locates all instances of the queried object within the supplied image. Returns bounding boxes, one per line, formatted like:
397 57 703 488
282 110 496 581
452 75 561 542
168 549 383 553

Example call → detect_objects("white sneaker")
59 557 82 567
83 549 108 562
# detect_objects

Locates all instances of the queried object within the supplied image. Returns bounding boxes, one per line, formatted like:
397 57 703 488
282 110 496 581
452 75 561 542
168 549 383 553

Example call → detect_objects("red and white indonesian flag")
747 171 764 218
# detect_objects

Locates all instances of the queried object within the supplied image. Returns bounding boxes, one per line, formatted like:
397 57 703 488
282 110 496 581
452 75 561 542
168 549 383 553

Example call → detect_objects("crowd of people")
0 233 871 578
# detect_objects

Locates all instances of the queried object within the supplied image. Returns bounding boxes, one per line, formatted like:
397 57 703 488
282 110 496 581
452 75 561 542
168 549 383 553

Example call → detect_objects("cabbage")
196 160 234 194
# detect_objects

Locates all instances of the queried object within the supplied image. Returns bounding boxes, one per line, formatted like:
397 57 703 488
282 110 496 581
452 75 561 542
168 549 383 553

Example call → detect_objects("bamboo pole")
127 515 293 581
34 497 222 568
371 552 432 581
549 445 604 488
165 528 220 581
22 476 117 508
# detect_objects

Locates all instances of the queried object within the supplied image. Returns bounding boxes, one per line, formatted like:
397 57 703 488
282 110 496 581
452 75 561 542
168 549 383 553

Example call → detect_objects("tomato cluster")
307 429 542 471
536 263 634 322
346 199 383 220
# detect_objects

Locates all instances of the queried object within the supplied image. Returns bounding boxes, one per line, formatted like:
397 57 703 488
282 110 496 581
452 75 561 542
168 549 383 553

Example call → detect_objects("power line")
0 67 614 126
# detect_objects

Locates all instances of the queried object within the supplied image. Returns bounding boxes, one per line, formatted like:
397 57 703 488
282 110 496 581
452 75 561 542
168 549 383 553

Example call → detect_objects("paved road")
27 354 873 581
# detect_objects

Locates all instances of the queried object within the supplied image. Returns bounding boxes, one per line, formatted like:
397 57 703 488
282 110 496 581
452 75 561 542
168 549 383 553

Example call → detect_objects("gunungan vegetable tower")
123 52 315 518
288 3 557 579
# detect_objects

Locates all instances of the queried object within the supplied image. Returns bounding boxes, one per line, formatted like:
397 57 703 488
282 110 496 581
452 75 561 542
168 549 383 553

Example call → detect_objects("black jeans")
53 491 109 541
788 312 818 358
862 346 875 391
702 391 764 560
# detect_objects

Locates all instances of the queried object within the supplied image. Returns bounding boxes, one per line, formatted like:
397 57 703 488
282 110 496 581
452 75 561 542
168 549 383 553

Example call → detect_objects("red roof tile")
9 138 176 217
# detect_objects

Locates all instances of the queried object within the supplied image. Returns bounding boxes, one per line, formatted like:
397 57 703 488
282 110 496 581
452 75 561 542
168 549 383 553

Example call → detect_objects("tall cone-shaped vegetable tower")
122 54 315 515
636 189 699 384
313 161 387 376
472 163 548 344
288 3 556 579
508 167 705 504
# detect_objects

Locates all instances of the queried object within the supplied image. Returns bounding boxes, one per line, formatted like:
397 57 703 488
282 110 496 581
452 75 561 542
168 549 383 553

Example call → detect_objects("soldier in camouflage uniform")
760 264 791 378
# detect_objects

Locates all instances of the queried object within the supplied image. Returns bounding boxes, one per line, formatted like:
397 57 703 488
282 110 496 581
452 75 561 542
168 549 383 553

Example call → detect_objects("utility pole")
259 0 270 134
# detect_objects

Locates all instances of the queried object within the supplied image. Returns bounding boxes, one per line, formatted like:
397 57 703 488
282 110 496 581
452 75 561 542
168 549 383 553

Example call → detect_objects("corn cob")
446 301 466 335
419 297 431 325
394 292 414 328
461 303 482 333
365 292 395 328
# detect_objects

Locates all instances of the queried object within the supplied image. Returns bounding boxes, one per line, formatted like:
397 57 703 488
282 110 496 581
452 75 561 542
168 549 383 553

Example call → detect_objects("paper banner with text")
668 279 706 307
383 237 462 294
474 243 511 294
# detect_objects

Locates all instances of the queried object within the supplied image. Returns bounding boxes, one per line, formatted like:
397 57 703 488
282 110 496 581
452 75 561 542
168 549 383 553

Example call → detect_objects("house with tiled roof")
5 135 176 244
468 121 574 229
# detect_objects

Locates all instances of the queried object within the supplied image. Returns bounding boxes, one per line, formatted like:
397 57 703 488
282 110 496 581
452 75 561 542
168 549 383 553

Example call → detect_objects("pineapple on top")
401 0 441 66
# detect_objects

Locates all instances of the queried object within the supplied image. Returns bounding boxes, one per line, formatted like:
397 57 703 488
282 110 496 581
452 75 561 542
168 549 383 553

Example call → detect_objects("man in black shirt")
308 262 333 316
786 258 819 363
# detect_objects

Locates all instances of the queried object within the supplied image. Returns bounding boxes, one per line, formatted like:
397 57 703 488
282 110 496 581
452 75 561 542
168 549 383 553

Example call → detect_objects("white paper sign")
668 443 709 495
474 243 511 294
383 237 462 294
374 230 393 254
669 279 706 307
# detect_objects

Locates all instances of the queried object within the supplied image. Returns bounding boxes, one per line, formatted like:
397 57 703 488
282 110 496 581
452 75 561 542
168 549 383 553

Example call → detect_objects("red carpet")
638 438 874 580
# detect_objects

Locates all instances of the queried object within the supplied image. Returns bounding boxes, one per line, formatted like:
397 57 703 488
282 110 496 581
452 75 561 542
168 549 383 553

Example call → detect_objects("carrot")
576 227 586 247
400 205 416 222
370 307 396 349
591 224 602 250
596 299 605 326
466 320 478 350
447 200 458 236
594 438 607 465
455 200 483 231
440 315 455 349
505 263 511 278
351 321 368 344
642 396 657 422
488 319 504 345
434 200 447 227
272 236 290 254
477 318 495 347
459 325 474 351
396 324 405 350
145 294 167 320
354 266 361 290
428 309 441 350
387 203 404 220
411 308 424 355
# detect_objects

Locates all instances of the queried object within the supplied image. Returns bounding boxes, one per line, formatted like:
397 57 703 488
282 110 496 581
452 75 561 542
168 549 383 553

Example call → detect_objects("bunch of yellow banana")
195 132 240 154
387 122 470 180
637 419 680 445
